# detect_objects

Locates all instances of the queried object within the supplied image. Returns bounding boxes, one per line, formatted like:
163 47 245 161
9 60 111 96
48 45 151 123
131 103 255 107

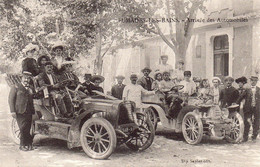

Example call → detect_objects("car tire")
225 112 244 143
145 107 158 131
80 117 116 160
182 112 203 145
125 113 155 151
10 117 35 145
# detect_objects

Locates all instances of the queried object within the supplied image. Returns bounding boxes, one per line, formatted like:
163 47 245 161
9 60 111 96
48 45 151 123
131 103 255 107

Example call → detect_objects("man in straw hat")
22 43 40 77
237 76 260 142
111 75 126 99
138 67 154 91
123 73 155 108
219 76 239 108
8 71 36 151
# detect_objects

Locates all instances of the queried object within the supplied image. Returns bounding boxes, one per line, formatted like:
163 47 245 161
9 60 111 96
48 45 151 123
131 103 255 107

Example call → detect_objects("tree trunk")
95 26 103 75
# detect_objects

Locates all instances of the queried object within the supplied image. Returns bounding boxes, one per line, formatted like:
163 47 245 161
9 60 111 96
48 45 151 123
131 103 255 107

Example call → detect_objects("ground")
0 83 260 167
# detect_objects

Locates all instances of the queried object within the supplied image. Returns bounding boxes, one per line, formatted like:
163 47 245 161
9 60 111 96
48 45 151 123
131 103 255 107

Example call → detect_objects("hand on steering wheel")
170 85 184 92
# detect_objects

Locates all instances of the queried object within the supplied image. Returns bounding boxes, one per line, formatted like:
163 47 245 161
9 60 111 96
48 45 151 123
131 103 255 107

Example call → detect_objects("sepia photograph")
0 0 260 166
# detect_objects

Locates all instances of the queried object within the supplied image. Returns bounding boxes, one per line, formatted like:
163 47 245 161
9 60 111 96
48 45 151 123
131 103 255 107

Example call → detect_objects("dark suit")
8 84 35 146
79 82 95 95
38 72 72 116
111 84 126 99
59 72 79 90
237 86 260 139
219 86 239 107
138 76 154 91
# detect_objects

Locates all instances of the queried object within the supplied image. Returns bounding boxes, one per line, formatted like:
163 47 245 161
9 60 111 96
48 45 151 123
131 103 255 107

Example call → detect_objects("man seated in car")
38 62 73 118
90 75 105 95
59 57 79 90
160 71 176 92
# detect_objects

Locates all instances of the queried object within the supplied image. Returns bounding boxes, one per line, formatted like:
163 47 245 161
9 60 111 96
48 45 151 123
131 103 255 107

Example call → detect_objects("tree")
120 0 207 65
65 0 140 75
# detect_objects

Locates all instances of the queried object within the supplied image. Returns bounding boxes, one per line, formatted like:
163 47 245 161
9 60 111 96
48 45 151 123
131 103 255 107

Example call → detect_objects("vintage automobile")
141 85 244 145
7 74 155 159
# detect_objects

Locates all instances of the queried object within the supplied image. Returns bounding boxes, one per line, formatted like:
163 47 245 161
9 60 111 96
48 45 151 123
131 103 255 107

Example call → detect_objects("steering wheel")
170 85 184 91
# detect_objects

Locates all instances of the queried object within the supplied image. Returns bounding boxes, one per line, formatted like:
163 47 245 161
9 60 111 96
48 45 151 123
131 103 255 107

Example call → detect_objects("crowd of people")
8 43 260 151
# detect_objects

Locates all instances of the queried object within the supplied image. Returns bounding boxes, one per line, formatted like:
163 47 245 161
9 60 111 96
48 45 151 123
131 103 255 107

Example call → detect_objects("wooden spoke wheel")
10 118 34 145
80 117 116 159
10 118 20 144
182 112 203 145
145 107 158 131
225 112 244 143
125 113 155 151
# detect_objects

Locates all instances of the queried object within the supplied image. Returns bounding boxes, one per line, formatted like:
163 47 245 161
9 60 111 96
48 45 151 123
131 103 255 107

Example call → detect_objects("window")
213 35 229 80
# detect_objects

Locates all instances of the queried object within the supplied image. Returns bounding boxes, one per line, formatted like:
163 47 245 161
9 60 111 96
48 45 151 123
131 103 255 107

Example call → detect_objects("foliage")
119 0 207 64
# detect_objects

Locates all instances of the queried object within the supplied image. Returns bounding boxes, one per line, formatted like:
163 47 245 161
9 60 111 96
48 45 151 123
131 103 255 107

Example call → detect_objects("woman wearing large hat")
91 75 105 94
152 69 163 90
22 43 40 77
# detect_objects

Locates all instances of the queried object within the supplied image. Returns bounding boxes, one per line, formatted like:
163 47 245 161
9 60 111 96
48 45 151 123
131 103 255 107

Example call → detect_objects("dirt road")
0 84 260 167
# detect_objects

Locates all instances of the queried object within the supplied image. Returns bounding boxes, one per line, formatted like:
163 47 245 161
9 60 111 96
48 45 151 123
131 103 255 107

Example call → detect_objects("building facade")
102 0 260 93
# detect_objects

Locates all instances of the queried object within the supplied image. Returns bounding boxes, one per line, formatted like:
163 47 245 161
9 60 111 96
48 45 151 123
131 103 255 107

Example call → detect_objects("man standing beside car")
8 71 36 151
236 76 260 142
111 75 126 99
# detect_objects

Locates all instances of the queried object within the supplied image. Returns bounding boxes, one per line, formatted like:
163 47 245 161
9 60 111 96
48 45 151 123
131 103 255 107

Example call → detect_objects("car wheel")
145 107 158 131
225 112 244 143
80 117 116 160
10 118 35 145
182 112 203 145
125 113 155 151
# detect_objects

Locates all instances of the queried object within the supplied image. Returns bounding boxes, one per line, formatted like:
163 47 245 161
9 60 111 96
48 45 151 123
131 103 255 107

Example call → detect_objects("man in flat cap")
219 76 239 108
237 76 260 141
123 74 155 108
179 71 196 96
138 67 154 91
156 55 174 76
8 71 36 151
111 75 126 99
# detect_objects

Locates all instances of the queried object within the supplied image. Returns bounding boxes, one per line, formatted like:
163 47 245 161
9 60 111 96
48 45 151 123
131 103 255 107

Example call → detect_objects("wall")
233 26 252 79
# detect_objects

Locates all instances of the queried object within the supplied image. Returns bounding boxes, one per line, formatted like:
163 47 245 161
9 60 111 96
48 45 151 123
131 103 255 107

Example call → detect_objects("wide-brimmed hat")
22 43 39 53
224 76 234 82
91 75 105 83
235 76 247 84
154 69 162 78
115 75 125 79
184 71 191 76
212 77 221 83
141 67 152 73
250 76 259 81
51 41 66 51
